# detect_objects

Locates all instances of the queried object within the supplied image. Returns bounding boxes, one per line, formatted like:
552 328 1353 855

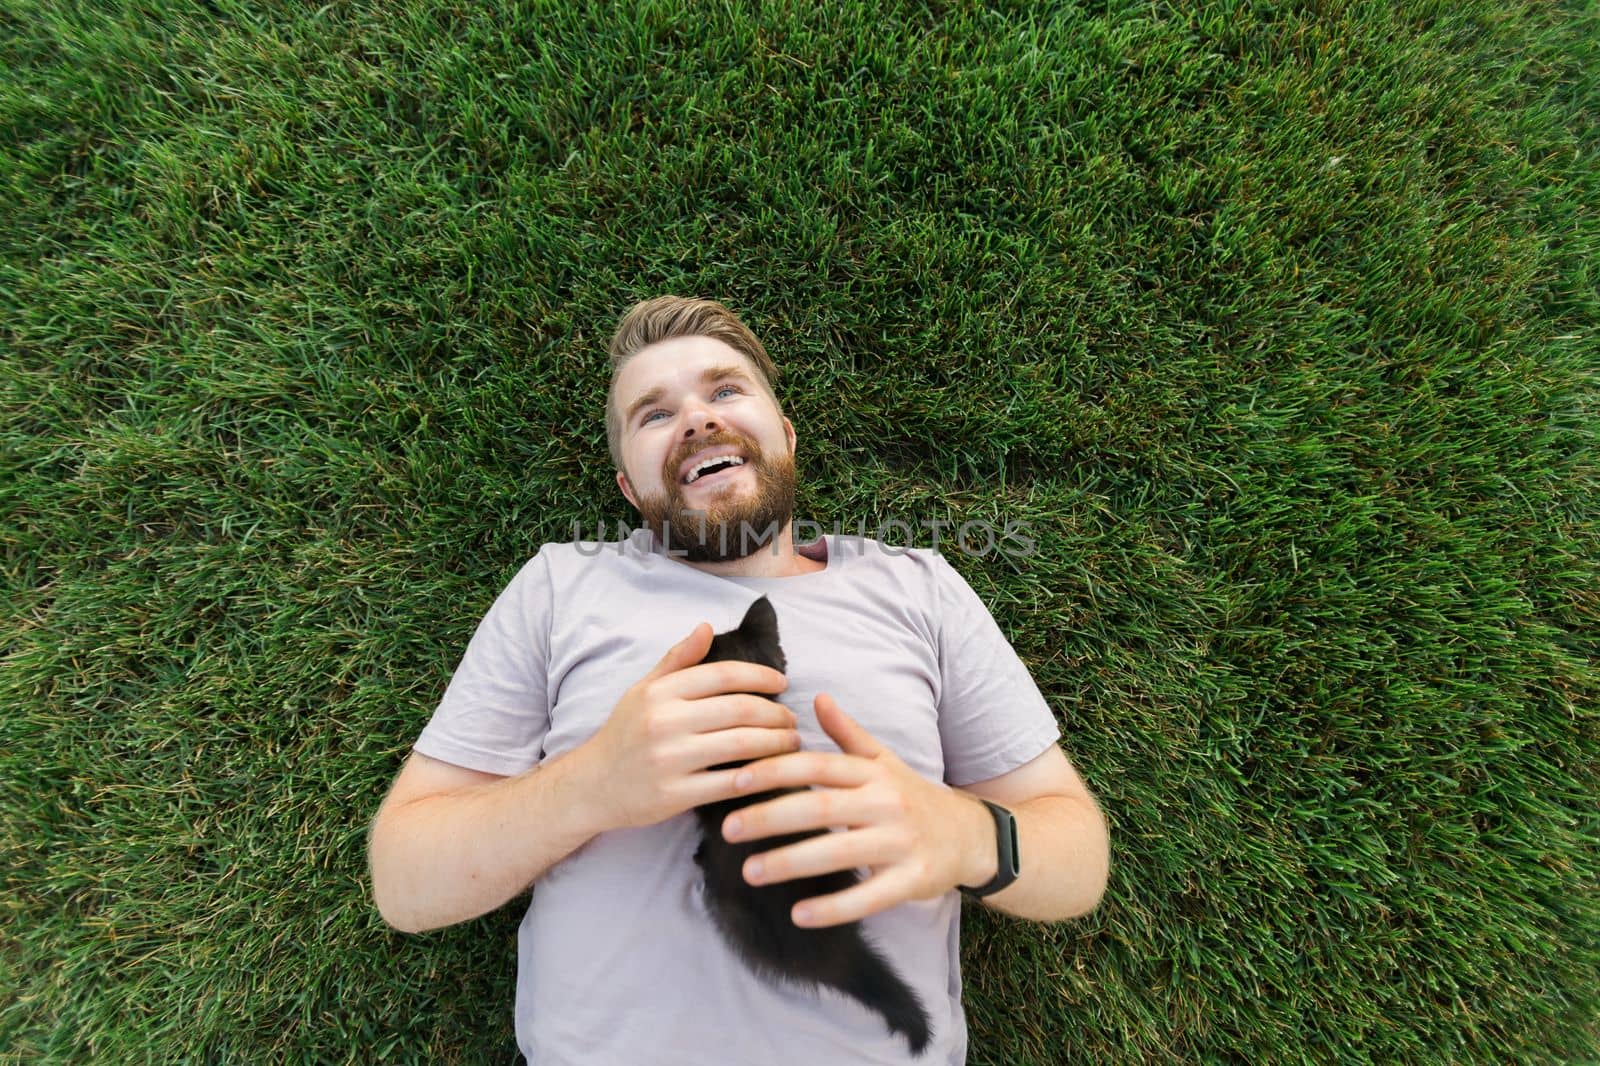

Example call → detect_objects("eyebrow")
623 364 756 426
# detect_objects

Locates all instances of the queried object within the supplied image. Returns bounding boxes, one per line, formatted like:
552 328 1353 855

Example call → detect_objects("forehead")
615 335 757 393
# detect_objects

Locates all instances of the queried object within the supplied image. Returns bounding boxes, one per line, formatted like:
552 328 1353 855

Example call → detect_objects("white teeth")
684 454 746 484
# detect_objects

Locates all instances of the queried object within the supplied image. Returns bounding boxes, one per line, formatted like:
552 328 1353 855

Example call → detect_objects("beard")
631 433 797 563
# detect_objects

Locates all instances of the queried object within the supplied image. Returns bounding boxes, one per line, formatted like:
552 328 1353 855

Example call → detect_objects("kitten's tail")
826 935 932 1056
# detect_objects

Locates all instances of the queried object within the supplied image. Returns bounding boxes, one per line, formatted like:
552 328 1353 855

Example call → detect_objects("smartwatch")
959 799 1020 899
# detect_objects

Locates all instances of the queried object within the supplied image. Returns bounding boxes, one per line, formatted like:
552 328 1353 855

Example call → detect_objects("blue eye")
640 385 741 425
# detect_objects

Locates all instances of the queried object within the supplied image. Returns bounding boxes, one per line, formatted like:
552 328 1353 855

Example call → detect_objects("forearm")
954 791 1109 923
369 747 608 934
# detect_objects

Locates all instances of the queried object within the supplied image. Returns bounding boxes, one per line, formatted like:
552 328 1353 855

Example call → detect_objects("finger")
814 692 886 758
687 724 803 770
726 782 873 841
663 660 789 701
674 694 797 735
731 750 874 795
793 866 921 928
643 623 713 681
670 759 798 812
741 826 901 886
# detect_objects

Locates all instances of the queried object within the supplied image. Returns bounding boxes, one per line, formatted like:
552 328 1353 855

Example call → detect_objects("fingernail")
793 905 813 925
735 770 753 790
725 815 742 839
745 858 764 882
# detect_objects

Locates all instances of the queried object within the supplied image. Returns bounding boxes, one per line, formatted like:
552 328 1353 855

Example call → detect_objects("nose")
679 399 721 439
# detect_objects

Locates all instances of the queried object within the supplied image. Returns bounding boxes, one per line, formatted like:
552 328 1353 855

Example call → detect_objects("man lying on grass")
367 295 1110 1064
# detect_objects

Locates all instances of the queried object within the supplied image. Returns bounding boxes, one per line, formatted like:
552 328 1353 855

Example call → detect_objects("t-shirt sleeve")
929 552 1062 787
412 548 553 777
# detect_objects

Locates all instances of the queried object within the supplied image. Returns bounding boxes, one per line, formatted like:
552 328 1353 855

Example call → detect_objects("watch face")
992 806 1017 870
961 801 1021 897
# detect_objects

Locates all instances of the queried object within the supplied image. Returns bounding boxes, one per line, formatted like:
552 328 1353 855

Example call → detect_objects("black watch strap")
959 799 1020 899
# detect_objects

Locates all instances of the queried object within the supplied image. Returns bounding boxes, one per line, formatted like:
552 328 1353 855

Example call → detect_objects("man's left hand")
719 692 993 928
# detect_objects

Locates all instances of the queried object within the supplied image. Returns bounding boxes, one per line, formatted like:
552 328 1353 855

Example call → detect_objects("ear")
783 416 796 457
739 594 778 634
737 596 786 669
616 469 638 509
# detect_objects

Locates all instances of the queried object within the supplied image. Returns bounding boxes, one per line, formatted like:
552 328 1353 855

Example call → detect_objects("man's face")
613 335 797 562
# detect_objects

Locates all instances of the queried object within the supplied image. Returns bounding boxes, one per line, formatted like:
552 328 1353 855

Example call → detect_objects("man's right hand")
578 623 800 832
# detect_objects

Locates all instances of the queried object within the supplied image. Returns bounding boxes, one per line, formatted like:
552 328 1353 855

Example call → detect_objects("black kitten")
692 596 932 1056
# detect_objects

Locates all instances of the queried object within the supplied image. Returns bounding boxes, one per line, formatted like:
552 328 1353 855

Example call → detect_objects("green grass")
3 0 1597 1061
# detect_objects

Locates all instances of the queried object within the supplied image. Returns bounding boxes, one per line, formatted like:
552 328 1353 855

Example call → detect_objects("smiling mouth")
682 462 747 489
680 454 748 485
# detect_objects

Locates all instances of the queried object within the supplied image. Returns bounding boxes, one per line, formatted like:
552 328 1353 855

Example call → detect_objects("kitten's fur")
692 596 932 1056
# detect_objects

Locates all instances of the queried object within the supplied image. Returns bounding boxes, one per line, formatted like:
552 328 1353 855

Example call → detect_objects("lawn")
3 0 1596 1062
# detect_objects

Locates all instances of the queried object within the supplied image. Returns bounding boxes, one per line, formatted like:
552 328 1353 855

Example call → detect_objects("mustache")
667 433 761 482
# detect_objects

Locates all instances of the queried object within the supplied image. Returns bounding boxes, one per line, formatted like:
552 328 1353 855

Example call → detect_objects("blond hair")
605 296 782 472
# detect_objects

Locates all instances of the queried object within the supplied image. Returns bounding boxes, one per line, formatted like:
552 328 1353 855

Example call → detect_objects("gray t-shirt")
413 528 1061 1065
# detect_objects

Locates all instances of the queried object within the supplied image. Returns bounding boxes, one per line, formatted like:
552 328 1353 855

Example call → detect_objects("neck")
669 522 823 578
